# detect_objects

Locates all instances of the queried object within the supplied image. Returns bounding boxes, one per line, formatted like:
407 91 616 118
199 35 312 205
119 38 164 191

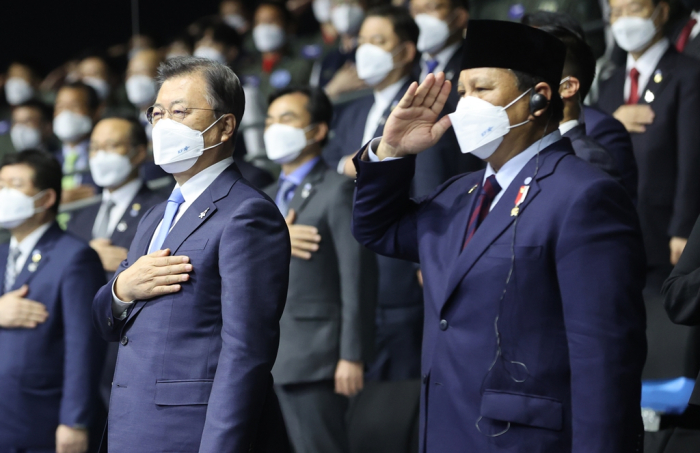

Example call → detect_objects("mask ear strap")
503 88 532 111
200 114 226 135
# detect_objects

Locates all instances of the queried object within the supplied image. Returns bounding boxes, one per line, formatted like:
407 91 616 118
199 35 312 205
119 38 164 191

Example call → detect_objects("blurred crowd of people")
3 0 700 452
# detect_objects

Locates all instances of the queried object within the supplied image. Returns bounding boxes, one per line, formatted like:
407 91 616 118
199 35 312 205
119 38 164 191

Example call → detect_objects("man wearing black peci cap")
351 20 648 452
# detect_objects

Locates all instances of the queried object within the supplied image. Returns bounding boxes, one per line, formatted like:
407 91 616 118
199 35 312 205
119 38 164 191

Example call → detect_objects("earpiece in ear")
529 93 549 115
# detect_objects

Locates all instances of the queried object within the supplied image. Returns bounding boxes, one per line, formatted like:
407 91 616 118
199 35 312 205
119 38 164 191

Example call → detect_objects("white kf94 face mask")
0 188 46 230
415 14 451 55
448 89 532 160
355 43 404 87
152 116 225 174
611 7 660 53
264 123 316 164
89 151 134 188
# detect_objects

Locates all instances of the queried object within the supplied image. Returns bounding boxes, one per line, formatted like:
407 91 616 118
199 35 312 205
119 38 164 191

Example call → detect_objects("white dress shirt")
419 41 462 82
624 38 669 103
367 130 563 211
92 179 143 239
8 222 52 277
558 119 580 136
112 157 234 317
690 11 700 41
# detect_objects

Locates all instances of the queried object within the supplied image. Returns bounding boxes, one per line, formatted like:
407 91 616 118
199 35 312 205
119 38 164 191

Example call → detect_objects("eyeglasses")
89 141 131 154
146 105 223 125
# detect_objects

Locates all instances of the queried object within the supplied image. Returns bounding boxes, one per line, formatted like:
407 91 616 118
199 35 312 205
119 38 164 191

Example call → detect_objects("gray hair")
156 56 245 137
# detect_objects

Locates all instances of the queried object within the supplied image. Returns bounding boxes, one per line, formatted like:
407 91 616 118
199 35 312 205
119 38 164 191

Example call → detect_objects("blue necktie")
276 179 297 217
149 188 185 254
426 59 439 74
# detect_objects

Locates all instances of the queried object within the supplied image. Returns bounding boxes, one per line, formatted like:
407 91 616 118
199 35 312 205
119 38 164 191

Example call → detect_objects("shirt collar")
10 222 52 258
280 156 321 187
422 41 461 65
484 130 562 191
103 179 142 208
373 76 410 107
626 37 669 74
558 119 580 136
176 157 233 204
692 10 700 20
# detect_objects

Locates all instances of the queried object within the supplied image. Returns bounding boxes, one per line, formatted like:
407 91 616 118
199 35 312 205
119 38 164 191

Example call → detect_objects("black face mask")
681 0 700 11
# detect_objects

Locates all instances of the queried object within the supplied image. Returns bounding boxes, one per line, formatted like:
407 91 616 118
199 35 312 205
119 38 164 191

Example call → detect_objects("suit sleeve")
555 178 647 453
199 197 290 453
328 178 378 363
59 245 107 428
670 69 700 239
663 214 700 325
351 149 421 263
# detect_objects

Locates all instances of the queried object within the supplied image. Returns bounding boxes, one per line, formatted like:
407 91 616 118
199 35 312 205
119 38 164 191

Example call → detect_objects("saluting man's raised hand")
374 72 454 160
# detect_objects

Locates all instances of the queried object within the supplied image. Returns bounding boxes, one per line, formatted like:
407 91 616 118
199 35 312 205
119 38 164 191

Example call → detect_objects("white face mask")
194 46 227 64
5 77 34 106
82 76 110 101
331 4 364 35
448 89 532 160
313 0 332 24
611 8 659 53
152 116 225 174
264 123 316 164
11 124 42 151
253 24 286 53
126 75 157 108
53 110 93 143
0 188 46 230
415 14 451 55
224 14 247 33
90 151 134 188
355 43 401 87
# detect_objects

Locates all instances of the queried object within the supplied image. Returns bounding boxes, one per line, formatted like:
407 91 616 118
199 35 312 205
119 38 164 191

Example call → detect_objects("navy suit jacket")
597 47 700 267
66 182 165 250
0 223 105 449
92 164 291 453
583 106 638 206
352 139 647 452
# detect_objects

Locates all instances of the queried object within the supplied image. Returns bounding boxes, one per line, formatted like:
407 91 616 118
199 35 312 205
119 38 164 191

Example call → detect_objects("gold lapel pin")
130 203 141 217
199 208 210 219
32 252 42 263
468 185 478 194
654 71 663 84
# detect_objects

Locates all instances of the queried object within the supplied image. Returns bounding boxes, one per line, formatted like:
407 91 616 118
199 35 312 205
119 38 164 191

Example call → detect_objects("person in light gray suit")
263 85 378 453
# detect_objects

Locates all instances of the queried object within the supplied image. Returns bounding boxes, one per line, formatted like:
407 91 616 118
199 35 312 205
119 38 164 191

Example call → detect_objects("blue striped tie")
149 188 185 254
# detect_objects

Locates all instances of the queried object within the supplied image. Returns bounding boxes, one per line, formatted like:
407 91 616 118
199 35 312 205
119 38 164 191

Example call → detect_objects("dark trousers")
275 380 349 453
645 405 700 453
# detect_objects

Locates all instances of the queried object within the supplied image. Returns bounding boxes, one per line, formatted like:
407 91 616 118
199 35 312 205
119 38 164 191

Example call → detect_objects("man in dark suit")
672 0 700 59
65 116 166 407
598 0 700 282
92 56 291 452
352 21 647 453
262 85 377 453
0 150 105 453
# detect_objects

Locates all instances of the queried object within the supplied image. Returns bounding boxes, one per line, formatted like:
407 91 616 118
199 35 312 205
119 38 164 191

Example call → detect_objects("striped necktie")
463 175 502 249
4 247 21 294
93 199 116 239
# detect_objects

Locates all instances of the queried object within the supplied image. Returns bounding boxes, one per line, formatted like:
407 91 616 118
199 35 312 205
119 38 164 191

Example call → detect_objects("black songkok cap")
461 20 566 90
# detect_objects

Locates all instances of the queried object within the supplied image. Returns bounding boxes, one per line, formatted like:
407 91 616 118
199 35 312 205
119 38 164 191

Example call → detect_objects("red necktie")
463 175 502 250
627 68 640 105
676 18 697 53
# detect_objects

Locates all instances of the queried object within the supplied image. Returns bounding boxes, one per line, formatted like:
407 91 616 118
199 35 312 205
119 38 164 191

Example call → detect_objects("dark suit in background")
561 124 625 190
264 160 377 453
597 46 700 275
0 224 105 452
66 182 165 408
583 105 638 205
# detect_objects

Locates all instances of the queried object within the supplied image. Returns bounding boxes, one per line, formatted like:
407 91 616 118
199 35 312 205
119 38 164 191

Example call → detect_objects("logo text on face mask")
178 146 190 154
481 126 494 137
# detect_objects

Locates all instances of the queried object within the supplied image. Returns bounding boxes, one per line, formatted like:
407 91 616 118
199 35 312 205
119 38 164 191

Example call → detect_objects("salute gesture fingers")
375 72 453 160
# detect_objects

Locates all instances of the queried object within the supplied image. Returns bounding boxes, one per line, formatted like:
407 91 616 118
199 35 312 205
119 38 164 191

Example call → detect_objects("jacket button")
107 318 112 327
120 336 129 346
422 374 428 384
439 319 448 331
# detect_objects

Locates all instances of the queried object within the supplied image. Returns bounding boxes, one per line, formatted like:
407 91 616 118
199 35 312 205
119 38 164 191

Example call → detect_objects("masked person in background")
126 49 163 139
262 85 377 453
3 61 42 107
53 81 102 204
352 20 647 453
598 0 700 280
409 0 469 109
8 100 57 158
193 20 242 67
92 56 291 453
0 150 105 453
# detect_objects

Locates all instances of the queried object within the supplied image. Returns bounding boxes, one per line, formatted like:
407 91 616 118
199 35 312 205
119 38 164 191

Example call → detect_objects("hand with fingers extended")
0 285 49 328
375 72 454 160
113 249 192 302
285 209 321 260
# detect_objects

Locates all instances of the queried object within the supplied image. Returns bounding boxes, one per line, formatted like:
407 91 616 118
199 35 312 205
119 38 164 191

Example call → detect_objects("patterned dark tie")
463 175 502 250
4 247 21 294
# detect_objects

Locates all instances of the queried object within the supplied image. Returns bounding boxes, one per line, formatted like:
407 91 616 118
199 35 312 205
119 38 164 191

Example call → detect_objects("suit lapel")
439 145 570 312
110 184 153 245
638 48 675 106
601 68 627 112
287 161 326 215
12 223 62 291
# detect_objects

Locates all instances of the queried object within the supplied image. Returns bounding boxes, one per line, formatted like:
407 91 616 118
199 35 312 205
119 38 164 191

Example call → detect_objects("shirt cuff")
367 137 402 162
336 155 349 174
111 277 133 320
